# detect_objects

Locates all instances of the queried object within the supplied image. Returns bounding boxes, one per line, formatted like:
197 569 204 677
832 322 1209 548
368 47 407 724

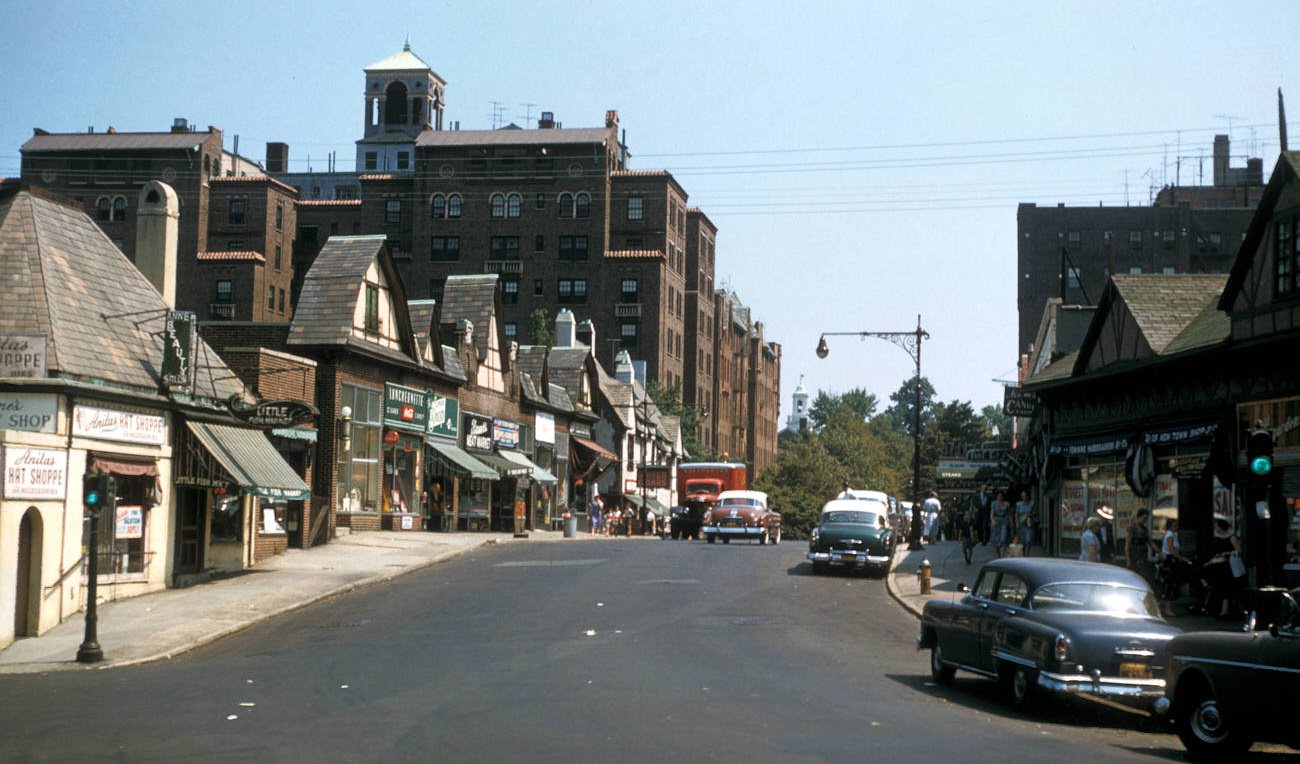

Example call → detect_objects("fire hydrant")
918 558 932 595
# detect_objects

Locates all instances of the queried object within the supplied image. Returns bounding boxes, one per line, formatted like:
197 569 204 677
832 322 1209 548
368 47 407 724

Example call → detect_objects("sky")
2 1 1295 423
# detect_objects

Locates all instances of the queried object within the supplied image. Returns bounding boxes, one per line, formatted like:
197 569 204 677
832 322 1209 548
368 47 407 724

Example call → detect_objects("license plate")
1118 662 1151 678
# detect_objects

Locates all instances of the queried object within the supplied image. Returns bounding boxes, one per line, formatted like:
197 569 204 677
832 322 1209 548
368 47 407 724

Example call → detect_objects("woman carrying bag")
1202 518 1245 619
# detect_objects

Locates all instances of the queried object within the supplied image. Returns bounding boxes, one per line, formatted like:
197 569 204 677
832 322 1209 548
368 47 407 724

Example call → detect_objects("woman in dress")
1079 516 1102 562
1015 490 1035 555
990 490 1013 558
1125 508 1158 586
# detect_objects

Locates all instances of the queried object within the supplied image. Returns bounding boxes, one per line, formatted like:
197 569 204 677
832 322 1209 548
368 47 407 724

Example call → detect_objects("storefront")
422 392 497 531
569 423 619 522
462 411 524 531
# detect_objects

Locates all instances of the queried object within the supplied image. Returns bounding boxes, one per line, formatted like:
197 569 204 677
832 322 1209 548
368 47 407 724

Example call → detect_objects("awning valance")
426 441 497 481
499 449 558 484
572 436 618 461
185 422 311 500
1047 433 1134 458
473 451 532 479
89 455 159 477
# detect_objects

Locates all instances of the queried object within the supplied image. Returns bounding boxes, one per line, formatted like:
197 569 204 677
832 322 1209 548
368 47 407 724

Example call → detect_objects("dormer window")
1276 216 1298 298
364 284 380 333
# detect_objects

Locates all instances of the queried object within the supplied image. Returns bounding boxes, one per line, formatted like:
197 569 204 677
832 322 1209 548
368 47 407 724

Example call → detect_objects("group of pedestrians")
924 484 1040 565
586 494 657 537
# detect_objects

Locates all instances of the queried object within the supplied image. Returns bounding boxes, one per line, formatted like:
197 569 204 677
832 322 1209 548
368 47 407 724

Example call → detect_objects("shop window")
88 473 154 576
210 495 242 542
337 384 383 514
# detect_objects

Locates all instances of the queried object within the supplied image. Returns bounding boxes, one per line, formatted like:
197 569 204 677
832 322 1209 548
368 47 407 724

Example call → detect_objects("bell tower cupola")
362 40 446 139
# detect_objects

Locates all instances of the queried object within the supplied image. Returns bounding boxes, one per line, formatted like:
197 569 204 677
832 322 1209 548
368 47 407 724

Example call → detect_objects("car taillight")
1054 634 1069 662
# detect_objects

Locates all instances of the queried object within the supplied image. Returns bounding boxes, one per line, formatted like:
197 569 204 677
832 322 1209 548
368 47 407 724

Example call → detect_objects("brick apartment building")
1017 135 1266 356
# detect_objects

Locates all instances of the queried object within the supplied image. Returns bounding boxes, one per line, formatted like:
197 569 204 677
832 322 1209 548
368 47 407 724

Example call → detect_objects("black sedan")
806 499 895 576
1156 587 1300 760
917 558 1180 710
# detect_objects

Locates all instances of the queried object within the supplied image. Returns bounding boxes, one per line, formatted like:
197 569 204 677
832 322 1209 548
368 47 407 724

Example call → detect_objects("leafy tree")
647 380 713 460
754 437 845 539
529 308 554 347
808 388 878 430
931 400 988 458
883 375 937 439
982 404 1011 442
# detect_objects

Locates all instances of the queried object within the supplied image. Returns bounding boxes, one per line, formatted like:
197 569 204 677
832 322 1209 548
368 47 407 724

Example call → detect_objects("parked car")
1156 587 1300 760
917 558 1180 711
806 498 895 576
701 490 781 544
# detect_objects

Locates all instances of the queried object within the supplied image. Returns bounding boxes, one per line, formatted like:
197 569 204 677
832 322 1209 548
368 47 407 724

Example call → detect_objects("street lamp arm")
816 329 929 365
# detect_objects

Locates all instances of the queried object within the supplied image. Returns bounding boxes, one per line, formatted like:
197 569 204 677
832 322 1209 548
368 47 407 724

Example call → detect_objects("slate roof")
0 183 243 402
288 235 415 363
1161 298 1230 356
1025 351 1078 387
439 274 499 362
22 131 211 153
407 298 450 373
440 345 466 382
1109 274 1227 355
416 126 614 148
545 346 592 407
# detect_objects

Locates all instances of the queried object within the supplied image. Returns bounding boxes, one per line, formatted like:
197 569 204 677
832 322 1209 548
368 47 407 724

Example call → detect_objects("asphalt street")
0 538 1251 763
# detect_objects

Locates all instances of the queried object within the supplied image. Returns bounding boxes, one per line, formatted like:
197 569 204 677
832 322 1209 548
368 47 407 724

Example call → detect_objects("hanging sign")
534 412 555 445
1003 386 1040 417
493 418 520 449
427 393 459 439
227 395 318 429
161 311 197 390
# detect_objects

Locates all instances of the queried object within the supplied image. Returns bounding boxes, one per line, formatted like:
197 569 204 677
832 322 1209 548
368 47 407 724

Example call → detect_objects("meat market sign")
227 395 318 429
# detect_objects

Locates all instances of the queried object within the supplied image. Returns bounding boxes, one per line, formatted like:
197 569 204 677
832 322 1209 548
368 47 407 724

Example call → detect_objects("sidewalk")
0 528 594 674
886 538 1235 634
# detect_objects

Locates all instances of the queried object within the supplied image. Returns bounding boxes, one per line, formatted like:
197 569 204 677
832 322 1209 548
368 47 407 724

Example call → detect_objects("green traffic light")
1251 456 1273 476
86 491 100 505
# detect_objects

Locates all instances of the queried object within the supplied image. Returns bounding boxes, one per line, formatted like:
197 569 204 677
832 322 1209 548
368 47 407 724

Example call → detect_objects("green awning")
499 449 558 485
186 422 311 500
426 441 497 481
474 451 532 478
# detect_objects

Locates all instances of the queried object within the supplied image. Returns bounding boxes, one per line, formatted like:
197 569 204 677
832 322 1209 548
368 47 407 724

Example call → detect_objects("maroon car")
701 490 781 545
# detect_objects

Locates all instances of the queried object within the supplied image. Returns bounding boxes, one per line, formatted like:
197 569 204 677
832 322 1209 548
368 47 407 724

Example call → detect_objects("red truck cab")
672 462 747 539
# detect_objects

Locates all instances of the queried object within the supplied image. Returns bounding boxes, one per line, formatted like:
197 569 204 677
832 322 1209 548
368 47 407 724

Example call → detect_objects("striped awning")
186 422 311 500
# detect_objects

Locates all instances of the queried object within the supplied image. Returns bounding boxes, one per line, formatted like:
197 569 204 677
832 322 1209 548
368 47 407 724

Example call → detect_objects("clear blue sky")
3 1 1294 421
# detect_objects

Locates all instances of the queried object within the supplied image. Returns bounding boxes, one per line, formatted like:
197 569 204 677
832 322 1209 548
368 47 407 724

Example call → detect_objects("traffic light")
82 474 116 510
1246 429 1275 477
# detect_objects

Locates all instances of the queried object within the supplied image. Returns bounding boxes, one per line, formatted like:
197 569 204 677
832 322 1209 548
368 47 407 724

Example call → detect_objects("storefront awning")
474 451 532 479
623 493 645 509
426 441 498 481
185 422 311 500
499 449 558 484
572 436 618 461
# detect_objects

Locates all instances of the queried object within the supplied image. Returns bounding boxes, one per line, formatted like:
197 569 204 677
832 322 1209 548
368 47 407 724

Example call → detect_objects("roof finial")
403 35 411 52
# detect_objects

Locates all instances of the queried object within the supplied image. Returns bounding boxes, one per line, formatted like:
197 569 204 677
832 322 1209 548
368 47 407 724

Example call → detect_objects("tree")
646 380 713 461
883 375 937 439
808 387 877 430
529 308 554 347
932 400 989 459
753 437 845 540
982 404 1011 442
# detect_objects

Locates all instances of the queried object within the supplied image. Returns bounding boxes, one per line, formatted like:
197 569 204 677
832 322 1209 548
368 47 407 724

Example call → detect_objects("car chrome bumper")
703 525 764 536
807 551 890 566
1036 670 1166 699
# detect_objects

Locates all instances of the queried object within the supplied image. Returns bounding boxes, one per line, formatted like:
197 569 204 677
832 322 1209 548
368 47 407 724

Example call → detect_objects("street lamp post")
816 314 930 551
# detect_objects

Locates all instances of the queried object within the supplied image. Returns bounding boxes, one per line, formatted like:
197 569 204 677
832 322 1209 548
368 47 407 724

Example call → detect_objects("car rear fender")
995 615 1060 667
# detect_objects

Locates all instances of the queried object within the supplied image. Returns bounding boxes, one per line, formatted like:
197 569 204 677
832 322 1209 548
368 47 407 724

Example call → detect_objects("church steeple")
784 374 810 434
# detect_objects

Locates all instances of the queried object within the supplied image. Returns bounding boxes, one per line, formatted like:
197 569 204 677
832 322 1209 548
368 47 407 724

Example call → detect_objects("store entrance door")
174 489 205 578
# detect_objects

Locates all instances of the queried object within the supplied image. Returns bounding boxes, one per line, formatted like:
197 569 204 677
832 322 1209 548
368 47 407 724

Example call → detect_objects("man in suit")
1096 505 1116 564
970 484 993 545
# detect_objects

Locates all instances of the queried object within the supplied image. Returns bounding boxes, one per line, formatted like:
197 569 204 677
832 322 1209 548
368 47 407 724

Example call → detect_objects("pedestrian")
990 490 1012 557
624 502 635 537
836 480 854 500
1202 518 1245 619
645 508 657 536
1096 506 1116 564
958 508 977 564
1125 508 1158 586
1015 490 1035 555
589 494 603 535
970 483 993 545
1158 518 1190 616
1079 516 1102 562
922 491 942 543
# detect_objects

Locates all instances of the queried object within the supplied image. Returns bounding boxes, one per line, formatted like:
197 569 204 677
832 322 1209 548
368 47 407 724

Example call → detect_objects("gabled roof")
407 298 446 371
287 235 415 360
545 346 592 406
1219 151 1300 311
0 183 243 401
439 274 500 363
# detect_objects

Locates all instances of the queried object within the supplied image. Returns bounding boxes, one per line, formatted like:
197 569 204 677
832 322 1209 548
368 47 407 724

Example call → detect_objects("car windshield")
1030 582 1159 617
717 498 763 510
822 510 880 526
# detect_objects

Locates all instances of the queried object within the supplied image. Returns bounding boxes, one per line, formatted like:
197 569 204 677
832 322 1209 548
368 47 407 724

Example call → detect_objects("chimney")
1212 134 1229 187
456 318 474 347
538 111 556 129
171 117 190 133
134 181 180 307
605 110 619 129
614 349 635 384
266 142 289 173
555 309 576 346
576 319 595 349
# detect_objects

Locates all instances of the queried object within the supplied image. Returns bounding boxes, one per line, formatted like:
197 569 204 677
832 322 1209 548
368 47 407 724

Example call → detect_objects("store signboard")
463 413 493 451
427 394 459 440
0 334 47 378
534 412 555 445
384 383 429 432
160 311 197 390
115 505 144 539
0 392 58 433
493 418 520 449
1003 386 1040 417
2 446 68 500
73 405 165 445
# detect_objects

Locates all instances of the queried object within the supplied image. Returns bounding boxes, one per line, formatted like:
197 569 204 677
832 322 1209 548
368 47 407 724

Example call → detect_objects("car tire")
1175 684 1253 760
1008 664 1037 710
722 536 730 544
930 645 955 685
707 534 716 544
772 526 781 544
759 529 768 545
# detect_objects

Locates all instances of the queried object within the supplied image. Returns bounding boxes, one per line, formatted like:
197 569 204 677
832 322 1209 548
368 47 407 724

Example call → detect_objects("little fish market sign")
227 395 318 429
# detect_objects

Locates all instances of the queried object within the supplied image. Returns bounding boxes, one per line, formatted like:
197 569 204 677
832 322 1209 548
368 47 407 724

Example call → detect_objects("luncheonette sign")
2 446 68 500
73 404 166 445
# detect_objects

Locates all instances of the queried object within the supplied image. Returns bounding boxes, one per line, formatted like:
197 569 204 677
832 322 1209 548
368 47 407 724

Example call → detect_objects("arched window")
575 192 591 218
447 194 462 218
490 193 506 219
112 196 127 222
558 192 573 218
383 81 410 126
431 194 446 218
506 193 522 219
96 196 111 221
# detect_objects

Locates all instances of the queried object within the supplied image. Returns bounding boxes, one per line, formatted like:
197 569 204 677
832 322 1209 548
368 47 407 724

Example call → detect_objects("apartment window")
558 192 573 218
619 321 638 349
96 196 112 221
490 193 506 219
275 203 284 230
111 196 127 222
502 277 520 304
227 240 246 250
364 284 380 332
385 199 402 224
1199 231 1223 252
1067 230 1080 245
278 288 286 313
431 194 446 218
365 152 378 171
626 237 643 249
274 245 282 270
558 235 588 261
1162 229 1175 247
490 236 520 259
431 236 460 261
430 278 445 305
507 193 522 218
228 197 246 225
534 278 544 296
621 278 638 302
215 280 233 303
627 195 643 221
268 285 276 310
534 234 545 252
447 194 462 218
1129 266 1143 275
1067 267 1080 289
558 278 588 303
1276 217 1297 297
387 240 402 256
1128 230 1142 249
504 322 517 339
1162 266 1176 275
397 151 410 170
575 192 591 218
535 193 545 210
335 185 358 200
